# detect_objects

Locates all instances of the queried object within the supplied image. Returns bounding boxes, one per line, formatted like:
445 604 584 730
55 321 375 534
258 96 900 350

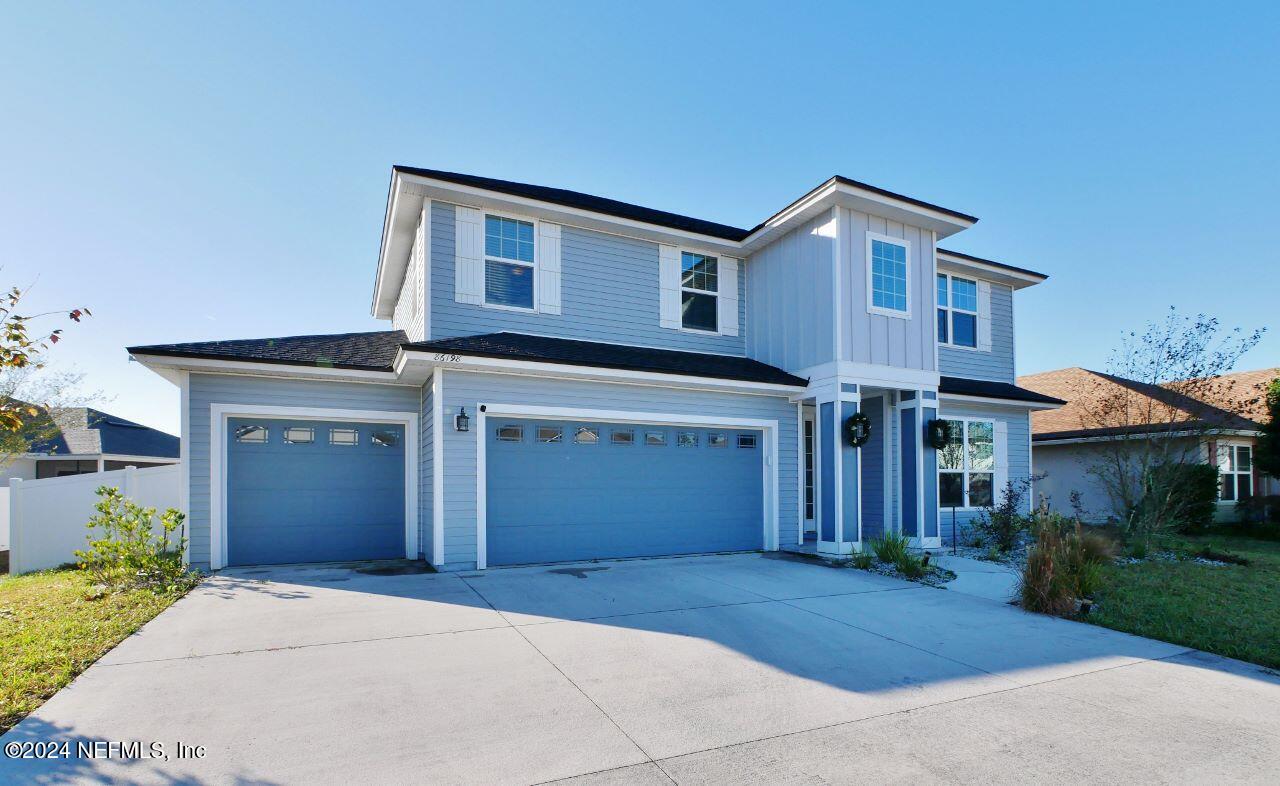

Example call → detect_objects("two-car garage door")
486 418 764 567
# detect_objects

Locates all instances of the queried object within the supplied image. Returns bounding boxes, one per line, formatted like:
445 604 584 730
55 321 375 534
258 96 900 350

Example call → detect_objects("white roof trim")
937 250 1046 290
129 352 409 386
939 392 1062 410
395 348 805 396
374 172 984 318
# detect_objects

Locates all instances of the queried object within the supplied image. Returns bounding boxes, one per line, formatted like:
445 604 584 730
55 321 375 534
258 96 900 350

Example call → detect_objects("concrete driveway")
4 553 1279 785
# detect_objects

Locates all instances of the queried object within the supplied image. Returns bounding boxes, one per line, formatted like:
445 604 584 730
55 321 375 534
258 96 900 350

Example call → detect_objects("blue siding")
819 402 836 542
437 370 799 570
900 407 918 537
430 202 745 354
486 419 762 565
840 208 937 372
922 405 939 539
939 282 1016 383
935 402 1033 545
226 418 404 565
840 401 859 543
860 397 886 540
185 373 420 569
744 213 837 372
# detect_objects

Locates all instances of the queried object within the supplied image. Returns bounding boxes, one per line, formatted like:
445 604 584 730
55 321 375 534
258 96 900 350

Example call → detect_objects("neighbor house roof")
401 332 809 387
28 408 180 459
130 329 808 387
1017 367 1277 442
128 330 407 372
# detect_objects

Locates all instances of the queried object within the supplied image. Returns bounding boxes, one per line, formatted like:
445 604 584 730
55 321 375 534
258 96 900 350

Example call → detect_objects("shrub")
1127 462 1220 535
1020 517 1113 615
894 552 925 579
1236 495 1280 525
1019 524 1075 616
75 486 196 592
869 532 910 565
849 552 874 570
974 478 1034 553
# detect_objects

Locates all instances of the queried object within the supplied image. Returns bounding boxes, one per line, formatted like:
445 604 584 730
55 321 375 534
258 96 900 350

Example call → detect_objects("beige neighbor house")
1018 367 1278 523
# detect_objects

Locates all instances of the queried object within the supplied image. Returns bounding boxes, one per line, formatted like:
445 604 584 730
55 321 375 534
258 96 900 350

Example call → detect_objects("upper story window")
937 273 978 348
867 234 910 316
1218 443 1253 501
681 252 718 332
484 215 535 310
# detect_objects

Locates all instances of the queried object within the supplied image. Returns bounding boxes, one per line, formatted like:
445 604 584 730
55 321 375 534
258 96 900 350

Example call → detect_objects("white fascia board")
99 454 181 464
1033 428 1258 446
395 350 804 396
372 172 412 319
939 393 1062 411
937 252 1046 290
793 361 940 392
130 353 409 386
397 173 742 250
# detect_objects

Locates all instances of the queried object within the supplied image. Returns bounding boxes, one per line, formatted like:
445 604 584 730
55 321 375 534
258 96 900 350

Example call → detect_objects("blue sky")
3 1 1276 435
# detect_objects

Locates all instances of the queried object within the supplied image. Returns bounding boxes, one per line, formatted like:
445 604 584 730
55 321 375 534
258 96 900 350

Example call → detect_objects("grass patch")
1090 533 1280 669
0 567 192 734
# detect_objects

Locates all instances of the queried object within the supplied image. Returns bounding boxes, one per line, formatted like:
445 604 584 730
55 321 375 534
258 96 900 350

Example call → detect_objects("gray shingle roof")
403 332 809 386
128 330 407 371
129 329 807 386
29 408 179 459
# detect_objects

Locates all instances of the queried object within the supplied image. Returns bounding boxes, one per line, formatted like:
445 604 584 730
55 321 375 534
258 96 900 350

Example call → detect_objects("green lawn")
0 567 190 734
1090 532 1280 670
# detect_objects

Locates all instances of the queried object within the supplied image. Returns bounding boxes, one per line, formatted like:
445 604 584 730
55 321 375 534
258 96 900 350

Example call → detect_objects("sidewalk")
933 553 1020 603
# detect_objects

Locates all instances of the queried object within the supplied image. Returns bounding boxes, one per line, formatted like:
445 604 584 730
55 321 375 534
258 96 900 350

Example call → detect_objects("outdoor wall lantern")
455 407 470 432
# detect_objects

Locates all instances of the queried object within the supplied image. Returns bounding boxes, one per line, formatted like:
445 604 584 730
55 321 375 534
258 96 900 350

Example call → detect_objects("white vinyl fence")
0 487 9 551
8 464 181 575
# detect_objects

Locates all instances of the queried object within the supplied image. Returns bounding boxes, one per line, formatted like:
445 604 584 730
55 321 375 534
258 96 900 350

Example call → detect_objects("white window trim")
865 231 912 320
678 248 722 334
474 403 779 570
1217 441 1253 502
937 272 980 350
208 404 419 571
482 209 539 313
938 416 996 511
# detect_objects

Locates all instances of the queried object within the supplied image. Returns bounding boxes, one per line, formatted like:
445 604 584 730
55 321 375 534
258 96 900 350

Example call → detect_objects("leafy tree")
0 286 90 464
1257 376 1280 479
1082 309 1264 537
0 285 88 428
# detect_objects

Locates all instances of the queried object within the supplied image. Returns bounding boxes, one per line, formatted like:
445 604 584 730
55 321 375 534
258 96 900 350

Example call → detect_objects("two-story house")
129 167 1063 571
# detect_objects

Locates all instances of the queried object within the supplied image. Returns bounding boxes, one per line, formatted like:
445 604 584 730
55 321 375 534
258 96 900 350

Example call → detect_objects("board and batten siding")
838 207 937 372
938 281 1015 383
391 209 428 342
436 370 799 570
744 212 837 372
185 373 420 569
935 401 1032 545
429 202 745 354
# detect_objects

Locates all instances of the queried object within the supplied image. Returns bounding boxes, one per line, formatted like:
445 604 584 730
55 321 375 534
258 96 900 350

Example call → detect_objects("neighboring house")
1020 367 1279 522
128 167 1062 572
3 407 180 485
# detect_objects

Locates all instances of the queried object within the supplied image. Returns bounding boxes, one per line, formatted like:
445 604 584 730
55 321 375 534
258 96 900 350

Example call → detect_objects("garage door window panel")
574 426 599 444
283 427 315 444
235 425 268 443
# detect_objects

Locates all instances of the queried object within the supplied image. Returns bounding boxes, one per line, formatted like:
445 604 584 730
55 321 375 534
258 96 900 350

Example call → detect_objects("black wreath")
926 418 951 450
844 412 872 448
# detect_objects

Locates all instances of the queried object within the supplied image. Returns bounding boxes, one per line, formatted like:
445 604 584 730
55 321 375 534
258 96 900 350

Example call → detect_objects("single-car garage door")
486 418 763 566
227 417 405 566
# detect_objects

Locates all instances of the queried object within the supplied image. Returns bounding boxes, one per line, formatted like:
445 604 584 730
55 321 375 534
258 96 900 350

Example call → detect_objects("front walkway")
3 553 1277 784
